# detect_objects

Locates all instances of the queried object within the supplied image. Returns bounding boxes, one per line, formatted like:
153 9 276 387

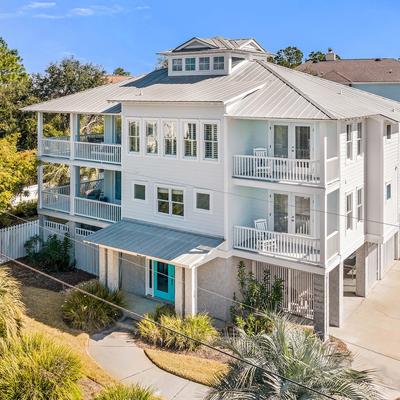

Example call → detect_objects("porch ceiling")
84 219 224 268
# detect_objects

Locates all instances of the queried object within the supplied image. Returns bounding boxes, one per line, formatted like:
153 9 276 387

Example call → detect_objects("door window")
295 126 311 159
273 125 288 158
156 262 169 293
295 196 310 235
273 193 288 232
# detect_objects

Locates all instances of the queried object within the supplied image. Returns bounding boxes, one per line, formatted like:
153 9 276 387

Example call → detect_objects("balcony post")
37 112 43 156
70 165 77 215
37 164 43 209
319 192 327 265
70 113 78 160
320 135 327 186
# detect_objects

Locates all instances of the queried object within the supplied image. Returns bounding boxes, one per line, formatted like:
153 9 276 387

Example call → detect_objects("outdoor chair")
254 218 276 252
253 148 271 178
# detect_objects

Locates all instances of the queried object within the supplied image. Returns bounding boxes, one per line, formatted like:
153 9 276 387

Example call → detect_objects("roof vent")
326 48 337 61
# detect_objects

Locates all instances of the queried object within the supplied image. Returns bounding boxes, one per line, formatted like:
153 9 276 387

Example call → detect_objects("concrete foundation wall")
120 254 146 296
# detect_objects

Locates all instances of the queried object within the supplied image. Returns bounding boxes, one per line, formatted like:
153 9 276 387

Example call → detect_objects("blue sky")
1 0 400 75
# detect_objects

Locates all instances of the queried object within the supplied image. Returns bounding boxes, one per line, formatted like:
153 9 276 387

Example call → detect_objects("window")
203 123 218 160
162 121 177 157
346 193 353 230
145 121 158 154
357 188 363 222
346 124 353 160
195 190 211 212
157 187 184 217
172 59 182 71
386 183 392 200
213 56 224 70
128 120 140 153
185 57 196 71
387 124 392 140
199 57 210 70
133 183 146 201
356 122 362 156
183 122 197 158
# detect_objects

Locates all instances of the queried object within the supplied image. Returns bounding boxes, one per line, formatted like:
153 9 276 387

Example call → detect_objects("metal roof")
227 61 400 121
84 219 224 268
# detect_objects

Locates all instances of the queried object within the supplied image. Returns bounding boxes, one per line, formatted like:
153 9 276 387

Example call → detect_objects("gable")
239 39 265 53
173 38 216 52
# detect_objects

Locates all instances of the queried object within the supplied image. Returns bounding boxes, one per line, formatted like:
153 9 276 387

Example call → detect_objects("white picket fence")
0 220 39 264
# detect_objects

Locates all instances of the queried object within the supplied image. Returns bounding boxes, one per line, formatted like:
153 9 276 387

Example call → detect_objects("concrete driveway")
331 261 400 400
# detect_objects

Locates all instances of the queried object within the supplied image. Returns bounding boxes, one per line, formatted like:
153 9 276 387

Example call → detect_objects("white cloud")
24 2 57 9
69 5 124 17
135 5 150 10
33 13 63 19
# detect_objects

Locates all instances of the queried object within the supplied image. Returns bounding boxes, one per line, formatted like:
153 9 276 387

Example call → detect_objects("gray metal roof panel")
84 219 224 266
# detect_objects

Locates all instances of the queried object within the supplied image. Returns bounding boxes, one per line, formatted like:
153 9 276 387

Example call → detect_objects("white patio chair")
253 148 271 178
254 219 276 252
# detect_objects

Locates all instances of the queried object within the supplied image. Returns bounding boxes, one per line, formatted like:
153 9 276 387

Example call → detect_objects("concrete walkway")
88 329 209 400
331 261 400 400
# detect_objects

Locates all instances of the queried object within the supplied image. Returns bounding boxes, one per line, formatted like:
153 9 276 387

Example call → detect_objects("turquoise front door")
153 261 175 303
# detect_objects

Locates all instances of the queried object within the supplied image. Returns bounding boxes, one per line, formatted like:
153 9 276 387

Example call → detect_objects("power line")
0 251 337 400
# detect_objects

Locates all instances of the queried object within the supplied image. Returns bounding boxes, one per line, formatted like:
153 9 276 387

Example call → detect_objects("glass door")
295 126 311 160
273 193 289 233
153 261 175 302
273 125 289 158
294 195 311 235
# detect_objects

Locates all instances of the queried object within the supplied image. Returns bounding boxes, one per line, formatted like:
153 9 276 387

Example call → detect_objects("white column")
329 262 343 327
70 165 77 215
99 246 107 285
107 249 120 291
37 164 43 209
320 134 327 186
356 244 368 297
319 192 327 266
37 112 43 156
184 267 198 316
174 266 184 316
313 272 329 341
70 113 78 160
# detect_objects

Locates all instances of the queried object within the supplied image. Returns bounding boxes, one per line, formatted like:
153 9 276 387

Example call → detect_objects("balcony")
233 226 320 264
41 136 121 165
41 179 121 223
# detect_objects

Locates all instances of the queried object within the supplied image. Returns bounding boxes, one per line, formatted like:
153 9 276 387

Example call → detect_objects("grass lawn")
20 284 116 399
144 348 229 386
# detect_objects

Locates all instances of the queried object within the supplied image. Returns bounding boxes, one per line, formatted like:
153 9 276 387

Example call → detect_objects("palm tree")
207 316 381 400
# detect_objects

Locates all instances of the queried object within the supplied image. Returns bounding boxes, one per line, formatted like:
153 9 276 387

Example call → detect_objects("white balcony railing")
234 226 320 263
233 155 320 184
74 142 121 164
74 197 121 223
42 138 70 158
41 187 70 213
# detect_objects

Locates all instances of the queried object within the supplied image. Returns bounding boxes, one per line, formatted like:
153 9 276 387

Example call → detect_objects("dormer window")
172 59 182 71
185 57 196 71
199 57 210 71
213 56 224 70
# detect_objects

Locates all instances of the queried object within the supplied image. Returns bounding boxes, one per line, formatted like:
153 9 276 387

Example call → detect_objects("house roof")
296 58 400 84
84 219 224 268
23 59 400 121
106 75 132 84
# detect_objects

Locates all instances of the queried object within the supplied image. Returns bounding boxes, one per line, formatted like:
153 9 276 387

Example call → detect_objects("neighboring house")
23 36 400 340
297 50 400 101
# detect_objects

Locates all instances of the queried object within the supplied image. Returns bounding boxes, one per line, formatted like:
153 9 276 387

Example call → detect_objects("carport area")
331 261 400 399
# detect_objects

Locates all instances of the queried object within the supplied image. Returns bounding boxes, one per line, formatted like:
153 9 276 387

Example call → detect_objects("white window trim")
201 120 220 162
193 189 213 214
181 119 199 161
154 184 186 219
185 57 197 71
132 180 147 203
199 56 210 71
161 119 178 158
346 123 353 162
356 186 363 224
144 119 160 156
356 121 363 158
345 191 353 231
172 58 183 72
213 56 225 70
386 181 392 201
126 117 142 155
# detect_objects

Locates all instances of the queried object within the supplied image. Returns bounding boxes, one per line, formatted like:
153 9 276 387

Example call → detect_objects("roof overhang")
84 219 225 269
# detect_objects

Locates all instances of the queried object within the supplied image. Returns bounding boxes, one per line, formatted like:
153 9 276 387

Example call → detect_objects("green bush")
95 384 157 400
0 200 37 228
0 333 82 400
62 280 125 331
230 261 284 335
138 306 217 352
24 233 73 272
0 268 25 342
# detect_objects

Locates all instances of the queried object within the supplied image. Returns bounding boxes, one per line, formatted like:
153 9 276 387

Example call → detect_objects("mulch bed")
4 259 95 292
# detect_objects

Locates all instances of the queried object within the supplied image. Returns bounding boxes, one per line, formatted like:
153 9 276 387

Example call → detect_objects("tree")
113 67 130 76
307 49 341 62
156 56 168 69
0 37 36 149
273 46 303 68
207 316 381 400
32 57 106 101
0 134 37 210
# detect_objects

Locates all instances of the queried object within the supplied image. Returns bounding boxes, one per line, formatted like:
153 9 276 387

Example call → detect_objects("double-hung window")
357 188 363 222
183 122 197 158
194 190 212 213
203 122 218 160
346 193 353 230
172 59 182 71
346 124 353 160
213 56 224 70
199 57 210 71
387 124 392 140
145 121 158 155
185 57 196 71
162 121 177 157
128 120 140 153
157 187 184 217
356 122 362 156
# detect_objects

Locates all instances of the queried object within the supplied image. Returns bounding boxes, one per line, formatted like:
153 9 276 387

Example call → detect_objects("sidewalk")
88 329 209 400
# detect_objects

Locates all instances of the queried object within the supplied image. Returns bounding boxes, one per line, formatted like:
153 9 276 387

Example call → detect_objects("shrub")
62 280 125 331
138 307 217 352
0 200 37 228
95 384 157 400
25 233 73 272
230 261 284 335
0 333 82 400
0 268 25 342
